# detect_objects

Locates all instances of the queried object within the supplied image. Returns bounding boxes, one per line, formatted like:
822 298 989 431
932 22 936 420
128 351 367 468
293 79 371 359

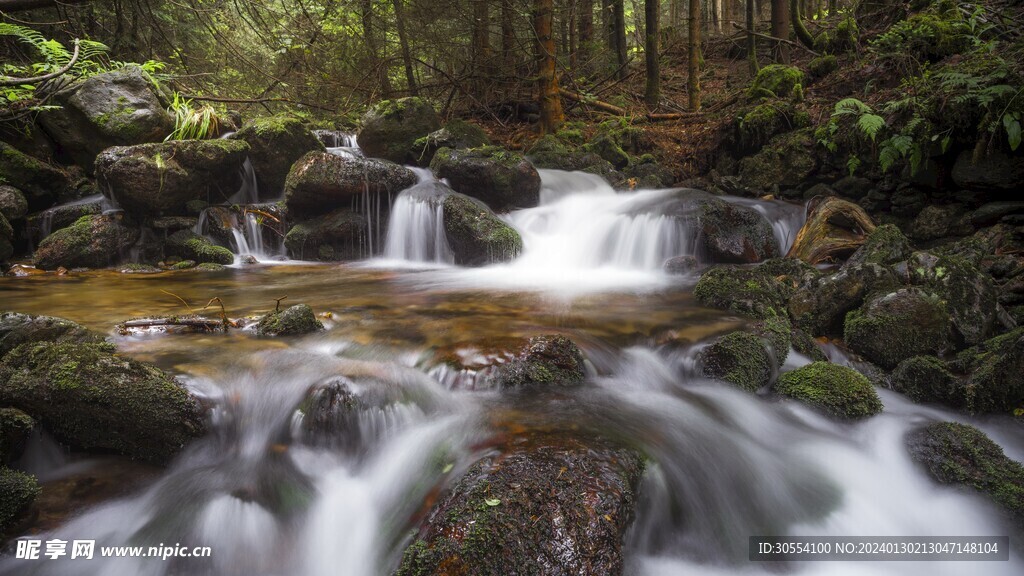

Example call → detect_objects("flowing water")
1 170 1021 576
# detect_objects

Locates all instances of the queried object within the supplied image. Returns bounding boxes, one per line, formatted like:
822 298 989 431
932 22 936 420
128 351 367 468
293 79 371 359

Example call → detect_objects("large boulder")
409 119 491 167
26 195 105 243
737 129 818 193
0 342 206 463
787 196 876 264
0 142 73 210
34 214 140 270
658 190 780 264
431 146 541 212
699 331 774 392
442 190 523 266
95 139 251 217
283 152 417 219
891 356 962 407
0 467 39 535
844 288 951 369
0 185 28 222
255 304 324 337
38 65 174 168
164 230 234 265
952 328 1024 414
357 97 441 163
908 422 1024 526
788 263 898 335
284 209 366 261
951 149 1024 192
394 432 643 576
233 115 325 194
903 252 998 347
0 311 104 359
845 224 914 268
694 259 813 319
493 335 587 389
775 362 883 419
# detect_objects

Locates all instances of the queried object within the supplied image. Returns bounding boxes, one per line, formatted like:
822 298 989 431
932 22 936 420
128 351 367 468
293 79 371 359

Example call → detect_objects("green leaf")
1003 114 1022 151
857 114 886 142
441 463 453 474
484 498 501 507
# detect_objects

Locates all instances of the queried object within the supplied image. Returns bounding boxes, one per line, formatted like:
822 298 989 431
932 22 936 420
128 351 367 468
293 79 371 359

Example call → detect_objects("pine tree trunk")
688 0 700 110
361 0 392 97
392 0 418 95
791 0 814 48
644 0 660 109
502 0 516 72
613 0 628 79
578 0 594 74
771 0 790 63
747 0 759 75
534 0 565 133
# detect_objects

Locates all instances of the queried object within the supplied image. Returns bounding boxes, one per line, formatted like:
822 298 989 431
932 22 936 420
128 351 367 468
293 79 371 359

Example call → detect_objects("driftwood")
787 196 877 264
117 316 227 335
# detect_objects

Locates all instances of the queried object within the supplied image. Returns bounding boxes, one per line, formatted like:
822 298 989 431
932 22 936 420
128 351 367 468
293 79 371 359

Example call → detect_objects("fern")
857 114 886 142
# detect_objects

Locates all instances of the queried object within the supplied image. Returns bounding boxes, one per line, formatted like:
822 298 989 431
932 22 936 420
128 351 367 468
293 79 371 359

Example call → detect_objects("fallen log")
787 196 877 264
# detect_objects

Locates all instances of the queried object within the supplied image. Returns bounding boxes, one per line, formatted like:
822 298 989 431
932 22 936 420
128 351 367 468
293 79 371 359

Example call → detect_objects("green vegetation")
775 362 883 419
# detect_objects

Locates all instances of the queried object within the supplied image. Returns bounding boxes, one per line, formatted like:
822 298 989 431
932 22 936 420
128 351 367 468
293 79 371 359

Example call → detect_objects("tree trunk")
472 0 491 95
644 0 660 109
688 0 700 110
722 0 732 30
534 0 564 134
361 0 392 98
771 0 790 63
746 0 758 75
392 0 418 95
502 0 516 71
569 0 578 69
791 0 815 48
613 0 628 79
578 0 594 74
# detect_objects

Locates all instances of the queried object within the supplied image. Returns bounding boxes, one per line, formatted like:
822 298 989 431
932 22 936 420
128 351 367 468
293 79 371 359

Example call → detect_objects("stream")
1 168 1021 576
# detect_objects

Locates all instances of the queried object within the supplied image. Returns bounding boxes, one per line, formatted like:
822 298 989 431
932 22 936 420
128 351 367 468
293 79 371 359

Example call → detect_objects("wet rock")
664 255 699 274
0 407 34 464
0 142 73 210
284 209 365 261
952 328 1024 414
832 176 873 200
910 204 969 241
660 190 779 263
951 150 1024 192
695 259 812 319
164 230 234 265
26 196 105 242
234 115 325 193
788 263 898 336
0 311 104 359
148 216 199 234
968 201 1024 228
699 331 774 391
38 65 174 169
297 377 359 449
394 433 643 576
775 362 883 419
844 224 914 268
737 129 818 193
0 342 206 463
0 185 28 222
0 214 11 262
787 196 876 264
622 156 675 189
255 304 324 336
283 152 417 218
195 262 225 272
907 422 1024 526
905 252 997 347
409 119 491 167
0 466 39 534
357 97 441 163
844 288 951 369
891 356 962 407
790 328 827 362
493 335 587 389
431 146 541 212
34 215 140 270
526 135 622 185
443 191 523 266
95 139 250 217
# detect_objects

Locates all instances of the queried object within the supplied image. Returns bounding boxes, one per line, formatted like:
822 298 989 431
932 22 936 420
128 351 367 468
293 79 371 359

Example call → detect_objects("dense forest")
1 1 1024 575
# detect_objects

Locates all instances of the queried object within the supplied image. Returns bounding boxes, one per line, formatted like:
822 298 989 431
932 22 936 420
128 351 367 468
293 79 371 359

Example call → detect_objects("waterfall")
724 195 808 256
320 132 362 159
230 212 268 262
229 158 261 205
382 183 453 265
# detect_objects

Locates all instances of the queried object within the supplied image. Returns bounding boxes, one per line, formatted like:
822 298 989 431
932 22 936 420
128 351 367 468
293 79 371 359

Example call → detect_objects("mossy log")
787 196 877 264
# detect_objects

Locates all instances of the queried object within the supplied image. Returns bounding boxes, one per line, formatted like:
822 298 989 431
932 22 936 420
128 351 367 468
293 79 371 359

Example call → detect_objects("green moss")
0 466 39 533
952 328 1024 414
847 224 913 267
843 288 949 369
871 8 971 61
171 260 197 269
749 65 805 99
699 331 773 392
909 422 1024 525
737 101 810 152
442 193 524 265
891 356 962 406
752 311 793 366
0 407 34 463
256 304 324 337
694 264 796 320
808 55 839 79
165 230 234 265
790 328 828 362
775 362 883 419
194 262 225 271
494 335 586 389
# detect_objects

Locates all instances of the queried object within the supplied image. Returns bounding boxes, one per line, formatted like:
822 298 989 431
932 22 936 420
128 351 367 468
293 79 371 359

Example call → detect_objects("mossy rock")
357 97 441 163
0 311 104 360
736 101 810 153
844 288 950 369
284 209 366 261
234 115 325 194
808 55 839 80
749 64 805 99
409 119 491 167
737 128 819 193
585 133 631 169
775 362 883 419
622 156 675 189
526 135 623 184
751 312 793 366
908 422 1024 526
788 263 898 336
34 215 140 270
493 335 586 389
25 196 105 243
904 252 998 348
0 142 73 210
0 213 12 261
394 432 643 576
791 328 828 362
660 190 781 263
283 152 417 219
0 407 34 464
891 356 962 407
0 185 28 222
442 189 523 266
952 328 1024 414
194 262 226 272
0 466 39 534
255 304 324 337
171 259 197 270
0 342 206 463
845 224 914 267
871 8 971 62
164 230 234 265
694 260 809 320
431 146 541 212
699 331 774 392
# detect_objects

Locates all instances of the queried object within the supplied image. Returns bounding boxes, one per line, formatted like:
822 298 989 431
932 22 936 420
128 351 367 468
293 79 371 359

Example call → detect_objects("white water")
382 183 454 264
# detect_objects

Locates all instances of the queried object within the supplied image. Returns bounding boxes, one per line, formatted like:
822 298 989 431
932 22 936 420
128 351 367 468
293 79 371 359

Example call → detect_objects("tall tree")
578 0 594 74
534 0 564 133
361 0 392 97
791 0 814 49
644 0 660 109
688 0 700 110
472 0 491 95
771 0 790 63
501 0 517 72
392 0 418 95
747 0 759 74
612 0 628 79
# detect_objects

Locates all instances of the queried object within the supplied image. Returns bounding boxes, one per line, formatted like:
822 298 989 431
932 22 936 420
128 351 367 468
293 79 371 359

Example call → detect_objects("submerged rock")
442 192 523 266
493 335 587 389
699 331 774 392
284 209 366 261
164 230 234 265
255 304 324 336
0 342 206 463
431 146 541 212
0 466 39 535
774 362 883 419
95 139 250 217
234 115 325 193
34 215 140 270
357 97 442 163
283 152 417 218
0 311 104 359
908 422 1024 526
394 433 643 576
844 288 950 369
0 407 34 464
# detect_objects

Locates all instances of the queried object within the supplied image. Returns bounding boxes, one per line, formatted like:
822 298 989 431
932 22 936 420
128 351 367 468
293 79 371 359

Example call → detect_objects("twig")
201 297 229 331
0 39 80 86
160 289 196 315
179 94 336 112
274 295 288 312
